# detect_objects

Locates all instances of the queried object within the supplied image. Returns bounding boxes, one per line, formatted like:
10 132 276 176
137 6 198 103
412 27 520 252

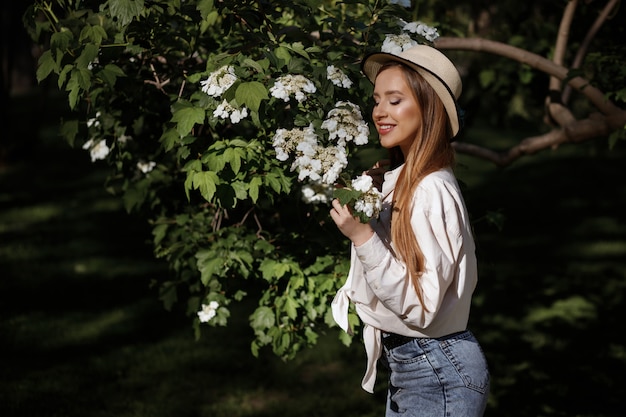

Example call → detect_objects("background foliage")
20 0 625 368
3 0 625 416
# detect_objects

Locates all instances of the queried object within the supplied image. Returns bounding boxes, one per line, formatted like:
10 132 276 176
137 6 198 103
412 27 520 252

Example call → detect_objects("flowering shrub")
24 0 439 359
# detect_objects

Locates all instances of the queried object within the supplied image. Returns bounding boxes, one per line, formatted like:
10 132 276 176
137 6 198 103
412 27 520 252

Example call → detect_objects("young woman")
330 45 490 416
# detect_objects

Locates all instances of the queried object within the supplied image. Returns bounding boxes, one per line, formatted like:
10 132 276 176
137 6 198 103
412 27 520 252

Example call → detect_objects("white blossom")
117 134 132 144
271 125 318 161
292 144 347 184
351 174 374 193
270 74 317 103
321 101 370 147
326 65 353 89
197 301 220 323
201 66 237 97
349 175 384 219
381 33 418 54
213 100 249 124
137 161 156 174
301 181 334 204
402 21 440 42
82 138 110 162
86 112 101 128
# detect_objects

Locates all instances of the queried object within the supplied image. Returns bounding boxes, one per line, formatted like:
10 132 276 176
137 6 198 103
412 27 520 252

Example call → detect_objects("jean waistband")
381 330 468 350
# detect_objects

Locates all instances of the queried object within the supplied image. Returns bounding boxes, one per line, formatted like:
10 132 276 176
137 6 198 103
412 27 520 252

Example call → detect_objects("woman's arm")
355 179 467 329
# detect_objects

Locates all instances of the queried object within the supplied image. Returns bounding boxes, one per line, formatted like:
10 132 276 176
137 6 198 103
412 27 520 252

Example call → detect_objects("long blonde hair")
379 62 456 308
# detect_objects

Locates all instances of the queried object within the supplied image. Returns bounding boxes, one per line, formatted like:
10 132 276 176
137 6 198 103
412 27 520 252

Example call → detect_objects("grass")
1 91 626 416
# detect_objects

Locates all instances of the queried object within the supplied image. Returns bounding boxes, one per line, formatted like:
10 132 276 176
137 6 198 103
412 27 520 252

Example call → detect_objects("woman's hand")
329 199 374 246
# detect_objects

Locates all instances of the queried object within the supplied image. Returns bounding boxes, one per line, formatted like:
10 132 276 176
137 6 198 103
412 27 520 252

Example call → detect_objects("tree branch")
563 0 621 103
452 111 622 166
434 36 622 116
435 35 626 166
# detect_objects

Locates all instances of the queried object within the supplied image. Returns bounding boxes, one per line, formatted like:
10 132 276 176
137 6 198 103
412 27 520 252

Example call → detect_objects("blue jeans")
381 330 489 417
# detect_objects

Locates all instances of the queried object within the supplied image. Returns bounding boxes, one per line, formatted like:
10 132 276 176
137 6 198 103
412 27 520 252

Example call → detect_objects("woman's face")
372 66 422 157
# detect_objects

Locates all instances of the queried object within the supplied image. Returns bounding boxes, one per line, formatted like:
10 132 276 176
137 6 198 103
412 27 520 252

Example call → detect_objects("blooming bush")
24 0 439 359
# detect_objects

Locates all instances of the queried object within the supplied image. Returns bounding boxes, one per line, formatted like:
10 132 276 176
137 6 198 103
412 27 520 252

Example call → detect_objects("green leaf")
231 181 248 200
98 64 126 86
172 106 205 136
76 44 99 69
108 0 145 27
60 119 79 146
50 30 73 53
203 152 227 172
79 24 108 45
274 46 292 65
265 172 282 193
241 58 265 74
196 0 215 18
223 147 242 174
36 50 56 82
197 253 224 285
333 187 360 205
284 296 299 320
250 306 275 329
122 184 148 213
152 223 168 245
284 42 310 59
248 176 262 203
159 127 180 152
235 81 268 112
192 171 219 201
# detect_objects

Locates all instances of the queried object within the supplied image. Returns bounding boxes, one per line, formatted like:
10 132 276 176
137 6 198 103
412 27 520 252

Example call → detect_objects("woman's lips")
377 124 395 135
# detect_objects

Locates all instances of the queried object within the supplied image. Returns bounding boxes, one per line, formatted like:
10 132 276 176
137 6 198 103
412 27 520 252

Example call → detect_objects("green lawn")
1 91 625 416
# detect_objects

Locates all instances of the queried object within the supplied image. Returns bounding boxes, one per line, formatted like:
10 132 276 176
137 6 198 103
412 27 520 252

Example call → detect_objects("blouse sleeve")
353 177 466 330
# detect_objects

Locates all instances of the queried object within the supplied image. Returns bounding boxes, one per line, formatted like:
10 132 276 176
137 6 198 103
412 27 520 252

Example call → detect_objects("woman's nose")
372 103 385 119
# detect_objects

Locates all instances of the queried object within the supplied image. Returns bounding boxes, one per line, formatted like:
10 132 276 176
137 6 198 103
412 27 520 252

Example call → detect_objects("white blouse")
332 165 478 393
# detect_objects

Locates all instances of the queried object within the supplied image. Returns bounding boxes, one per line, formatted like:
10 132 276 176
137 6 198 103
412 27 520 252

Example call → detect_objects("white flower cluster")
200 66 237 97
321 101 369 146
382 20 440 54
137 161 156 174
82 138 110 162
87 112 101 128
326 65 353 89
197 301 219 323
272 124 348 185
272 124 318 162
270 74 317 102
402 20 440 42
200 65 248 124
272 99 371 187
350 174 384 219
301 181 334 204
213 100 249 124
381 33 418 54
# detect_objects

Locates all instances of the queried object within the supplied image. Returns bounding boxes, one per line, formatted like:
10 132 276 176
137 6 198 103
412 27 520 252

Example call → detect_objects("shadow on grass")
0 95 386 417
1 93 625 417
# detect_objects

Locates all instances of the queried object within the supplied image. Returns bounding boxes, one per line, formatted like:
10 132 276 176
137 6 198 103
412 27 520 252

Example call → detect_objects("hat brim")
361 51 461 137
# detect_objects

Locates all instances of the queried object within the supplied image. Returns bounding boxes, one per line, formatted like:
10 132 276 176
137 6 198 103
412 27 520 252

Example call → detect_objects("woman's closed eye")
373 99 401 107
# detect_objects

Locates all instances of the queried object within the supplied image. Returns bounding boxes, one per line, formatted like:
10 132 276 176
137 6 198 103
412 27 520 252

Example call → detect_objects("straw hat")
361 45 463 137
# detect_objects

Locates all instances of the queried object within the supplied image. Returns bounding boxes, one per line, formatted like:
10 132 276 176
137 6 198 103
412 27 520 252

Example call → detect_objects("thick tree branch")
452 111 622 166
435 36 626 166
546 0 578 127
435 36 622 117
563 0 621 103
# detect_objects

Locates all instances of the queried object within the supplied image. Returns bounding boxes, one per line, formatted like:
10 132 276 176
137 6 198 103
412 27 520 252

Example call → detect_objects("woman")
330 45 489 416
